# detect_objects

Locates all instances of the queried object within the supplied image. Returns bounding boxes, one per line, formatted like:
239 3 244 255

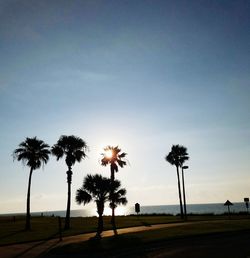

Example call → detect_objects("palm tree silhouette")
51 135 88 230
76 174 110 237
165 145 189 219
13 137 50 230
76 174 127 237
101 146 127 233
109 180 128 211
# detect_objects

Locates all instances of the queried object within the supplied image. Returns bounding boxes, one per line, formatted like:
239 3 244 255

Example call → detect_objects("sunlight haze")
0 0 249 214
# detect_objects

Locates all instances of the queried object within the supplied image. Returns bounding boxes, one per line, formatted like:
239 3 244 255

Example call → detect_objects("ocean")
1 202 248 217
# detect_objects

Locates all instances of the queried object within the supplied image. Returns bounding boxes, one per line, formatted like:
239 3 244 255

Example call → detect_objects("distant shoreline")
0 202 247 217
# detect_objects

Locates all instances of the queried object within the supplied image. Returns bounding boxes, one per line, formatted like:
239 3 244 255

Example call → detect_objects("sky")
0 0 249 214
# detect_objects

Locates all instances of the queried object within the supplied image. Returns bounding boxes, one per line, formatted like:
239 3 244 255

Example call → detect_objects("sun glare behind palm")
103 206 126 216
104 149 113 159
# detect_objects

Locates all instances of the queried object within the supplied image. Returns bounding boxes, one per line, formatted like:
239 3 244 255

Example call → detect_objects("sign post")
135 203 140 215
244 198 249 213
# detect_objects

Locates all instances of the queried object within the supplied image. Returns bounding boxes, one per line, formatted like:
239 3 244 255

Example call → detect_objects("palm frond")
112 163 118 172
51 145 64 160
108 179 128 208
117 159 126 168
112 180 121 191
118 152 126 158
75 189 92 205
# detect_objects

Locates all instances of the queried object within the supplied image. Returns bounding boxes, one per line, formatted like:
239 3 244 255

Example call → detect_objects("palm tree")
76 174 127 237
51 135 88 230
165 145 189 219
109 180 128 211
13 137 50 230
101 146 127 231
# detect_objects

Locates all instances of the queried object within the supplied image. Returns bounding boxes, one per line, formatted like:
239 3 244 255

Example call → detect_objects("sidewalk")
0 222 192 258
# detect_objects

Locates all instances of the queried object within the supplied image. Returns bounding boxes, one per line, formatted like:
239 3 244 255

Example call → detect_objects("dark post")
244 198 249 214
58 216 62 241
135 203 140 215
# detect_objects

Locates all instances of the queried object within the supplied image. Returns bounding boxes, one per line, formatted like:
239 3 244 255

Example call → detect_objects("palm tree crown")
13 137 50 169
166 144 189 168
51 135 88 168
101 146 127 175
76 174 110 206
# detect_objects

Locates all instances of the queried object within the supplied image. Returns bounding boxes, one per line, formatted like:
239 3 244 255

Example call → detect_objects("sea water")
1 202 248 217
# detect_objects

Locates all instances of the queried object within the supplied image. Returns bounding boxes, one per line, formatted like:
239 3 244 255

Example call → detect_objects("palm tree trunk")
97 213 103 236
25 167 33 230
110 165 117 234
176 166 184 219
181 168 187 220
65 169 72 230
97 202 104 236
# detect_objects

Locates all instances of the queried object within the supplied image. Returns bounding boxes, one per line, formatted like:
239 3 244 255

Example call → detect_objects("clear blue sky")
0 0 249 214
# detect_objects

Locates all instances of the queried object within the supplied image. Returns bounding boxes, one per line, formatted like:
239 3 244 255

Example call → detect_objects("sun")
105 149 113 159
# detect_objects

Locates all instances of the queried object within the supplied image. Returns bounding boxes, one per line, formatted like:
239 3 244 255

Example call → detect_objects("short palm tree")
101 146 127 231
13 137 50 230
109 180 128 210
75 174 110 236
51 135 88 230
165 144 189 219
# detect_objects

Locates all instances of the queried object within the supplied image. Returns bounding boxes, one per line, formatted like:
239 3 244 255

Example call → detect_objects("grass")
51 219 250 255
0 214 249 246
0 215 180 245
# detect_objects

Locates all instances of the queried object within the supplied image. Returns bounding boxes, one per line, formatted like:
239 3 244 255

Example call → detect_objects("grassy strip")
0 215 180 245
0 214 249 245
51 219 250 255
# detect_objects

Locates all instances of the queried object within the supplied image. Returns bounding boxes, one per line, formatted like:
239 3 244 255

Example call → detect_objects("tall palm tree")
13 137 50 230
101 146 127 231
165 144 189 219
51 135 88 230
